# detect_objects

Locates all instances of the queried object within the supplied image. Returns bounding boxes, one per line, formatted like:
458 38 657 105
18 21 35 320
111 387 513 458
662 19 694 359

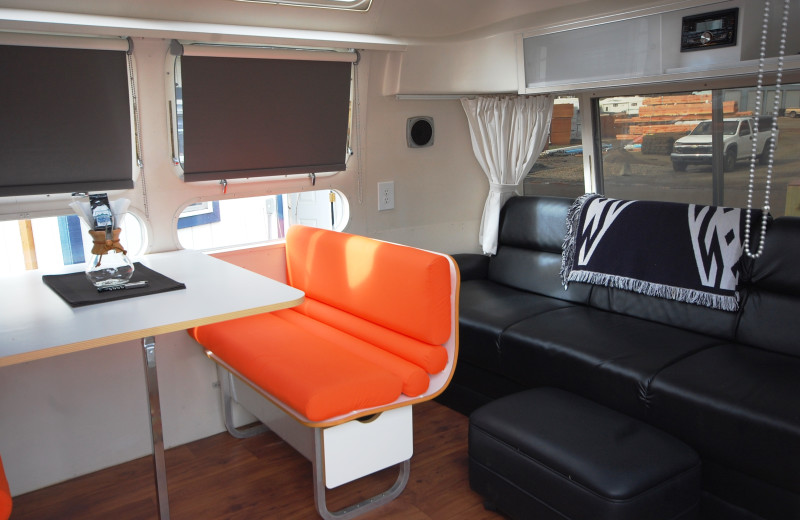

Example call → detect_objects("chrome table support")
143 336 170 520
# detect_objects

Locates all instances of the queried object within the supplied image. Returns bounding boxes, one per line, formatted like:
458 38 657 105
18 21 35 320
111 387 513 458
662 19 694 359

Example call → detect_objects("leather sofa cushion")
746 217 800 294
699 459 800 519
648 344 800 494
738 217 800 357
458 280 574 371
451 253 489 281
737 289 800 357
500 306 724 419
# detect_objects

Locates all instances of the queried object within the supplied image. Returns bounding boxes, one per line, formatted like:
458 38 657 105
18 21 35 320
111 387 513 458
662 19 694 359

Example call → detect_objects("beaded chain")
745 0 790 258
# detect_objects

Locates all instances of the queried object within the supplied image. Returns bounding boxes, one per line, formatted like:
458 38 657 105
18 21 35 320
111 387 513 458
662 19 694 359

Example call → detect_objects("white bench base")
216 365 413 519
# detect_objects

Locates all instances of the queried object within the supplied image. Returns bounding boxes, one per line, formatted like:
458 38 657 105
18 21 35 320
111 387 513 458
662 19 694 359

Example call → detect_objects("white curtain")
461 95 553 255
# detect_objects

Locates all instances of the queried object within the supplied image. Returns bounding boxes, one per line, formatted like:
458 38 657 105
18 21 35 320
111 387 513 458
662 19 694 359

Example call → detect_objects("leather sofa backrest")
487 196 800 353
737 216 800 357
589 286 740 341
488 196 592 304
497 196 573 253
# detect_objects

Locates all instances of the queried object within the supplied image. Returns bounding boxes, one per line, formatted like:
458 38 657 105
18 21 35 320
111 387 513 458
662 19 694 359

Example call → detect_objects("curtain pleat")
461 95 553 255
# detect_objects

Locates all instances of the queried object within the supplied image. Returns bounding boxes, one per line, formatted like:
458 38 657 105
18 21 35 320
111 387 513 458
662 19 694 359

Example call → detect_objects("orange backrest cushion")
0 455 11 520
285 225 452 345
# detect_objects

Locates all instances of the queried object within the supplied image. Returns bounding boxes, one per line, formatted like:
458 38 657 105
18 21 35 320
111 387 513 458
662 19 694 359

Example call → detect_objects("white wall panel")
392 33 518 95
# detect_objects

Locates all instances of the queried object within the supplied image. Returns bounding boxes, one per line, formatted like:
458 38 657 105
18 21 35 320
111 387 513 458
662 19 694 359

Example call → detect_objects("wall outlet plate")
378 181 395 211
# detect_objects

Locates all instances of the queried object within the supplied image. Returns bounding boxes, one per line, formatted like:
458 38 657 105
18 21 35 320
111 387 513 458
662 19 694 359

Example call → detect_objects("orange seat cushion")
286 225 452 345
190 313 405 422
0 455 11 520
293 299 448 374
273 307 431 396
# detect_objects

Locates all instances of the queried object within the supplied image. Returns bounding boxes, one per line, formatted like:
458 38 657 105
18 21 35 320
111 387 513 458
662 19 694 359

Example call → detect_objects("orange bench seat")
191 308 435 421
189 225 458 424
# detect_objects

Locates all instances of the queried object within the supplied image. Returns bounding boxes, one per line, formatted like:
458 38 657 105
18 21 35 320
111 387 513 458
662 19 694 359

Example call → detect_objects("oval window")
0 212 147 274
177 189 349 251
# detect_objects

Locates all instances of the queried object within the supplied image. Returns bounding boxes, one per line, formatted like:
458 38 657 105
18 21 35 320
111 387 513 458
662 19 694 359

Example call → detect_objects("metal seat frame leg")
216 364 269 439
312 428 410 520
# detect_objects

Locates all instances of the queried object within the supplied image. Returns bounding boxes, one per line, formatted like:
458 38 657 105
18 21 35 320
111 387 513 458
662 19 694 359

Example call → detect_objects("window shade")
0 45 133 197
179 55 352 182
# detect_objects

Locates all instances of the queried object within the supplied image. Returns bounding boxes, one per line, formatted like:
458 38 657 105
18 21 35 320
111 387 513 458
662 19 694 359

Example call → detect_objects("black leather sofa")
439 195 800 520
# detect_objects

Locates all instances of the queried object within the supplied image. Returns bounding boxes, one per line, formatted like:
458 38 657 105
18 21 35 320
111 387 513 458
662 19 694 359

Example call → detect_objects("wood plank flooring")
10 401 506 520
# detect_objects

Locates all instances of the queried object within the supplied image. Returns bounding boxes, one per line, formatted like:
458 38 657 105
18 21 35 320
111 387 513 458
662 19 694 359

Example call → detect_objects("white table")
0 250 304 519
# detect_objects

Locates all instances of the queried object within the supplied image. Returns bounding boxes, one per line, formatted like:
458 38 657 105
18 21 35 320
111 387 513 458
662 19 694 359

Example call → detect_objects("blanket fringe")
567 270 740 312
561 193 598 289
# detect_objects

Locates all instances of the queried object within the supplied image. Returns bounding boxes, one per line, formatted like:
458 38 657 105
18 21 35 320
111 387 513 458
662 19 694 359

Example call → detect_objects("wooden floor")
10 400 506 520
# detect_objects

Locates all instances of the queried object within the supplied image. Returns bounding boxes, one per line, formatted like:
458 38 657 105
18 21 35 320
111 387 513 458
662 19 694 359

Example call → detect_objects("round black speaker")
407 117 434 148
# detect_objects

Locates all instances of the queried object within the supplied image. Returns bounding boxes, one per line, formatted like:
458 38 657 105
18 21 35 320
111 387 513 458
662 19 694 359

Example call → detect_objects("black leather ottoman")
469 388 701 520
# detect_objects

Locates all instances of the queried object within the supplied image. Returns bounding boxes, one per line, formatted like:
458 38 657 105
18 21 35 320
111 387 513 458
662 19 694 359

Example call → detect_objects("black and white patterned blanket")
561 194 756 311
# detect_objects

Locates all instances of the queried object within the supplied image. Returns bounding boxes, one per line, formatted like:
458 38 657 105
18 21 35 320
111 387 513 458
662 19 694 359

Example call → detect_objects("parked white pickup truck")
670 116 778 172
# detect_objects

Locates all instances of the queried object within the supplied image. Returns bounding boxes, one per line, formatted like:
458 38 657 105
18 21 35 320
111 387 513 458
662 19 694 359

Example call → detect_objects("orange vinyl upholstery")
291 299 448 375
189 225 458 424
190 312 405 421
0 455 11 520
285 225 452 345
270 309 431 397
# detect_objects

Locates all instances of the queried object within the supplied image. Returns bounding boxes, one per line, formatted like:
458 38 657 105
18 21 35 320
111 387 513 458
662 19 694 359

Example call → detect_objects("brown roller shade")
0 45 133 196
179 56 351 181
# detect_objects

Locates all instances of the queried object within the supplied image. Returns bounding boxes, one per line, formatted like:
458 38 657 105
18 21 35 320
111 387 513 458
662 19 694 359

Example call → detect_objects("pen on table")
97 281 149 292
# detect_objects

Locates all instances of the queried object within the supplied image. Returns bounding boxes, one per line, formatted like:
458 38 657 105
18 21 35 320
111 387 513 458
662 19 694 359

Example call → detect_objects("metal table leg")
143 336 170 520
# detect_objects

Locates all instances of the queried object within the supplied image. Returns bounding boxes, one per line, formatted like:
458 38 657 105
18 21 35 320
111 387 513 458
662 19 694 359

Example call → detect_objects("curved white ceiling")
0 0 636 40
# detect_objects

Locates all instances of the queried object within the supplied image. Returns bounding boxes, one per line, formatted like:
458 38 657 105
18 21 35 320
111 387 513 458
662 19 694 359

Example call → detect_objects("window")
177 189 348 251
171 43 354 182
1 213 146 274
178 201 221 229
597 85 800 217
524 97 586 199
0 36 134 196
